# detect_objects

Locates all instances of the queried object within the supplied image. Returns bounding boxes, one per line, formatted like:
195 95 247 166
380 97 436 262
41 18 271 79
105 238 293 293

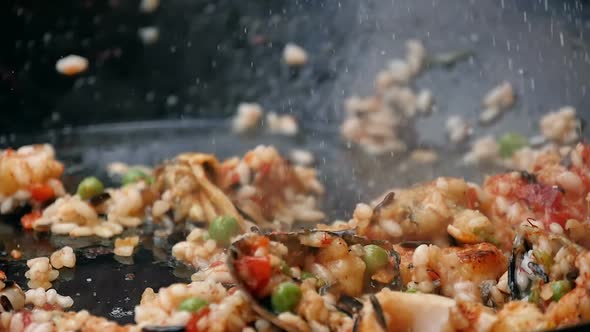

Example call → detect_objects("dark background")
1 0 590 137
1 0 357 133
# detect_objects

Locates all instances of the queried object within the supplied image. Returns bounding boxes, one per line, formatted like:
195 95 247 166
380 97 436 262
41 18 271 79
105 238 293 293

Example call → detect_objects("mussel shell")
369 294 387 330
227 229 400 332
509 225 584 300
335 294 364 317
0 281 25 312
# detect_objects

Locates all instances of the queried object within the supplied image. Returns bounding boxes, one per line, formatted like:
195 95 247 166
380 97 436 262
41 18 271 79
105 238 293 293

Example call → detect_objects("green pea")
498 133 528 158
208 215 240 246
362 244 389 274
178 297 208 312
122 168 153 186
77 176 104 200
271 282 302 313
551 280 572 302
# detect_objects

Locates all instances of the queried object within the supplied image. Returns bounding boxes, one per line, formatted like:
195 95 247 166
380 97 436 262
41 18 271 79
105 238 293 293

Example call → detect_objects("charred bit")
370 294 387 330
0 295 13 312
89 192 111 206
352 314 361 332
335 294 363 317
371 192 395 222
519 171 537 184
528 262 549 283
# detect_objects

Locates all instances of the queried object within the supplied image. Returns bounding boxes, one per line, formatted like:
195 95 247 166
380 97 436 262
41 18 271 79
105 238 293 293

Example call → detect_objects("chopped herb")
178 297 208 312
551 280 573 302
533 250 553 268
122 168 154 186
498 133 528 158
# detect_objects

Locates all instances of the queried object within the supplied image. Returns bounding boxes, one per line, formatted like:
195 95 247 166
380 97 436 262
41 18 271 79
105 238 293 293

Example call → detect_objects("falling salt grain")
55 55 88 76
283 43 308 66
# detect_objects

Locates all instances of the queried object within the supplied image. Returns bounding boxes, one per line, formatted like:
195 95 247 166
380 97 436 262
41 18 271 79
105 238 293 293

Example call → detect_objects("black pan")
2 0 590 330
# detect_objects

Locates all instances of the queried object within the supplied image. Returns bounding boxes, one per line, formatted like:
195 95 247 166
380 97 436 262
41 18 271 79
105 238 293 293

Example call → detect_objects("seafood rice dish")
2 141 590 332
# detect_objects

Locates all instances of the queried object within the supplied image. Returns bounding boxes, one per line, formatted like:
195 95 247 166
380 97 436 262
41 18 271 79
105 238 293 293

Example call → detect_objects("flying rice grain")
283 43 308 66
55 55 88 76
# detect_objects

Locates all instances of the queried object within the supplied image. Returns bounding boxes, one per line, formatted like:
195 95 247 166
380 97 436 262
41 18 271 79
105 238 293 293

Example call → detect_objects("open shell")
0 281 25 312
227 229 401 331
153 153 249 229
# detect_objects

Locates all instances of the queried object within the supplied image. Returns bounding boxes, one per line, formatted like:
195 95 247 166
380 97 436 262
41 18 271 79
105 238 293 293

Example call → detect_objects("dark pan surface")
2 0 590 330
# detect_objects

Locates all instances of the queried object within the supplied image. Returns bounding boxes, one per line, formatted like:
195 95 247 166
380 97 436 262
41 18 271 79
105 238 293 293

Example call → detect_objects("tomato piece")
42 303 59 310
209 261 224 268
427 269 440 281
21 211 42 230
258 163 272 178
228 287 238 295
515 183 560 211
185 307 210 332
548 210 571 227
22 310 32 327
485 174 527 199
30 184 55 202
320 232 333 245
236 256 271 295
466 187 479 209
580 144 590 165
573 168 590 190
254 236 270 250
